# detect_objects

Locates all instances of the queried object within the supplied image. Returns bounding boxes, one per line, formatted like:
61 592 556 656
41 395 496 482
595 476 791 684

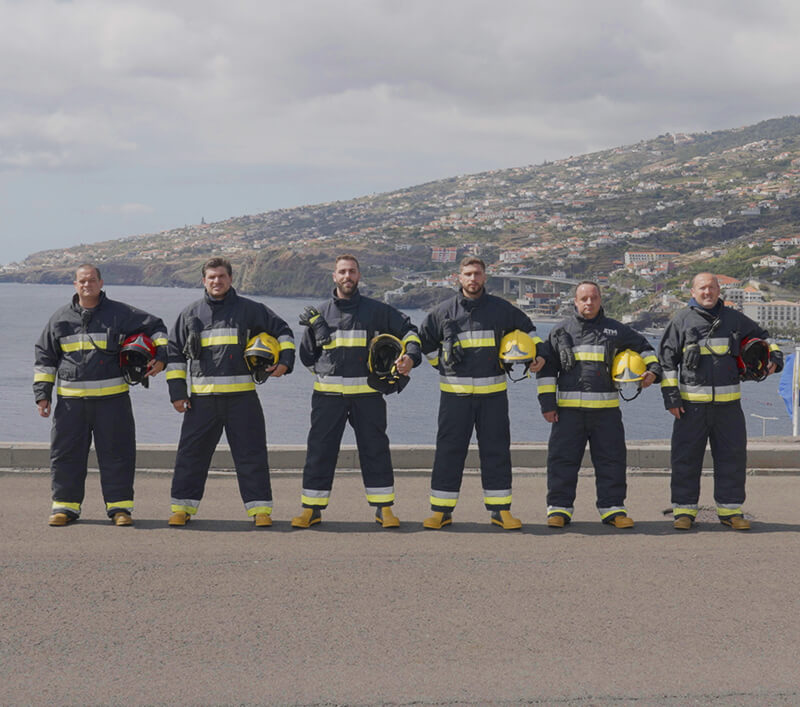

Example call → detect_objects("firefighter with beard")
419 256 545 530
536 281 661 529
660 272 782 531
34 264 167 527
292 254 421 529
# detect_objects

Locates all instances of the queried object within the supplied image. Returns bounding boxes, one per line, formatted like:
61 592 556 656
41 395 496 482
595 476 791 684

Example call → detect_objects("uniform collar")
458 287 487 310
205 286 238 306
333 287 361 309
573 305 605 324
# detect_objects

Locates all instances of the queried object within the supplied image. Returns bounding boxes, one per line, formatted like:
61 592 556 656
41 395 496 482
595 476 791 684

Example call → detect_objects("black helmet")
119 333 156 386
736 337 770 382
367 334 409 394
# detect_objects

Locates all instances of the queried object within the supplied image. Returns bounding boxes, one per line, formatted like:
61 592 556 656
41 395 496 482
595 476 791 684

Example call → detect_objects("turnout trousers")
670 401 747 519
50 394 136 519
546 407 628 520
430 392 512 513
170 392 272 517
301 392 394 508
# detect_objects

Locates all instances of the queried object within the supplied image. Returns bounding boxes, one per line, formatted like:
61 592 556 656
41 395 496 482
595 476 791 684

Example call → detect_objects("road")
2 470 800 706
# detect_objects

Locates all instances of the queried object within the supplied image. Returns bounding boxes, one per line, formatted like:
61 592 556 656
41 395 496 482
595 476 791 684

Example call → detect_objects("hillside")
5 116 800 312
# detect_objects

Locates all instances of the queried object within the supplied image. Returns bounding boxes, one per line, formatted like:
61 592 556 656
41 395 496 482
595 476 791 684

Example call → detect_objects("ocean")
3 282 793 446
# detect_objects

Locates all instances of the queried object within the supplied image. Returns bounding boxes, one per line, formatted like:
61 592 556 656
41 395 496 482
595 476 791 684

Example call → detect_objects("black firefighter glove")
183 317 203 360
299 306 332 346
441 314 463 366
683 327 701 371
553 328 576 372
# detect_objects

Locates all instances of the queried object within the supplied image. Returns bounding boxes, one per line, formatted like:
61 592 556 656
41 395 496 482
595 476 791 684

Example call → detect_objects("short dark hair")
202 257 232 277
459 256 486 271
335 254 360 270
75 264 102 280
574 280 601 297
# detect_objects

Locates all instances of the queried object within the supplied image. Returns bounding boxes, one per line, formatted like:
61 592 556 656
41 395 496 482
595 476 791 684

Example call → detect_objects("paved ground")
2 470 800 706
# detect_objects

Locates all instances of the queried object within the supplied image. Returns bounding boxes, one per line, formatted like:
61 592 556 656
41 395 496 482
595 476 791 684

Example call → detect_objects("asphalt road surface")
3 470 800 706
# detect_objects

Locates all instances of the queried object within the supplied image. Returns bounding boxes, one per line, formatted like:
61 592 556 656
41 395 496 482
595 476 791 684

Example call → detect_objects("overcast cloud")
2 0 800 263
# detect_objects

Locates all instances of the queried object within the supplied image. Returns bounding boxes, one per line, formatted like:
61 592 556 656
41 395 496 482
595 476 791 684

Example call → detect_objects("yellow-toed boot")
491 510 522 530
720 515 750 531
48 512 74 527
605 514 634 529
113 512 133 526
291 508 321 528
375 506 400 528
673 515 694 531
254 513 272 527
168 511 190 527
423 511 452 529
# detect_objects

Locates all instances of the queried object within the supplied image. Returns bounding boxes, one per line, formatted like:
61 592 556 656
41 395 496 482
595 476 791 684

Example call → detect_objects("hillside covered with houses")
5 116 800 333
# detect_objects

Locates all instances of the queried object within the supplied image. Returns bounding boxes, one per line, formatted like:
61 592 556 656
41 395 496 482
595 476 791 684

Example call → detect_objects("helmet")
499 330 536 382
244 333 281 384
367 334 409 394
737 337 770 382
611 349 647 401
119 333 156 386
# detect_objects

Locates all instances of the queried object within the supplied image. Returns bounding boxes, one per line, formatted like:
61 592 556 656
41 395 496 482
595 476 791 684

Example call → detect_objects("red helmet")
120 333 156 386
736 337 770 382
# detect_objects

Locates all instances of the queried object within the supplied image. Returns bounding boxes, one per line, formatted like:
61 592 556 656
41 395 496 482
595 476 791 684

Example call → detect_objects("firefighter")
166 257 295 527
537 281 661 529
419 256 545 530
291 254 421 529
659 272 782 531
34 264 168 527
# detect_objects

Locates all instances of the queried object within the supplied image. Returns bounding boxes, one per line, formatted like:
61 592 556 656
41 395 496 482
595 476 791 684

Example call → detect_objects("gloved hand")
553 328 575 372
441 315 463 366
182 317 203 360
299 306 332 346
683 327 701 371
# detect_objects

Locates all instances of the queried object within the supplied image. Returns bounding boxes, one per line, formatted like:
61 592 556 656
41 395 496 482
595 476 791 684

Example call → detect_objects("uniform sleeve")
166 312 189 402
658 319 683 410
33 319 59 403
535 328 560 413
418 311 442 369
388 306 422 367
620 324 662 382
259 305 296 373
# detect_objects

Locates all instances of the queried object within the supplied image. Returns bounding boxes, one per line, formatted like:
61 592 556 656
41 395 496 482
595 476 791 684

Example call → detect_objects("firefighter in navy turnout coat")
536 281 661 529
418 256 546 530
165 257 295 527
659 272 782 531
34 264 168 527
292 254 421 529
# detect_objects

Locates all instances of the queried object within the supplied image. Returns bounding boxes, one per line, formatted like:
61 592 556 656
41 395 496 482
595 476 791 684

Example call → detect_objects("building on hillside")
743 300 800 326
431 246 458 263
624 250 680 266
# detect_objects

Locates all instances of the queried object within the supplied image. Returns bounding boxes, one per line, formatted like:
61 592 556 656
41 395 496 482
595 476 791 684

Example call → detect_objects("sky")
2 0 800 264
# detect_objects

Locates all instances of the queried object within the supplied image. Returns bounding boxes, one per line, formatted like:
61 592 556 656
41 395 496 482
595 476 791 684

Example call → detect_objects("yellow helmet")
244 333 281 384
611 349 647 400
499 330 536 382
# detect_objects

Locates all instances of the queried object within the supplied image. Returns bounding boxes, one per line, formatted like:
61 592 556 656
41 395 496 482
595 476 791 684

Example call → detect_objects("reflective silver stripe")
245 500 273 510
60 333 109 346
557 391 618 401
425 351 439 361
329 330 367 344
573 345 605 354
34 365 57 376
599 505 627 517
302 489 329 498
457 330 496 347
201 328 239 346
58 377 126 390
192 375 253 386
171 498 200 507
440 375 506 387
537 376 556 387
672 503 699 511
547 505 574 515
661 369 678 387
402 332 421 344
365 486 394 496
431 490 459 499
206 327 238 337
166 363 186 372
679 383 740 401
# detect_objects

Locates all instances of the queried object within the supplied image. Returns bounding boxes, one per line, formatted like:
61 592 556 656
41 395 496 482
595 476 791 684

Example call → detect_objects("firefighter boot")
254 513 272 527
291 508 321 528
168 511 191 527
375 506 400 528
605 513 635 529
720 515 750 531
48 512 75 527
423 511 452 529
547 513 570 528
491 509 522 530
673 515 694 531
113 512 133 526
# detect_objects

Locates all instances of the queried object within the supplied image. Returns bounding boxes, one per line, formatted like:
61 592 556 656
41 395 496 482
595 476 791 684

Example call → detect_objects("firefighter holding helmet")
33 264 168 527
536 280 661 529
659 272 782 531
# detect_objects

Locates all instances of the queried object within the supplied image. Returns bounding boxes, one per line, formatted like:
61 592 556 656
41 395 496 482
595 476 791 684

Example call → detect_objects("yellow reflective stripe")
170 505 198 515
191 382 255 394
366 493 395 504
61 340 108 352
440 381 507 394
153 337 168 347
52 501 81 512
106 501 133 510
246 506 272 517
403 333 421 345
698 345 729 355
558 397 619 409
460 337 496 348
716 506 743 518
574 351 605 361
202 335 239 346
58 383 129 397
34 372 56 383
642 354 658 365
769 343 781 352
165 370 187 380
322 338 368 349
301 495 329 507
661 377 678 387
531 335 544 346
279 341 296 350
313 381 376 394
600 508 627 520
427 356 440 367
538 384 556 393
484 494 512 505
430 495 458 508
673 508 698 518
